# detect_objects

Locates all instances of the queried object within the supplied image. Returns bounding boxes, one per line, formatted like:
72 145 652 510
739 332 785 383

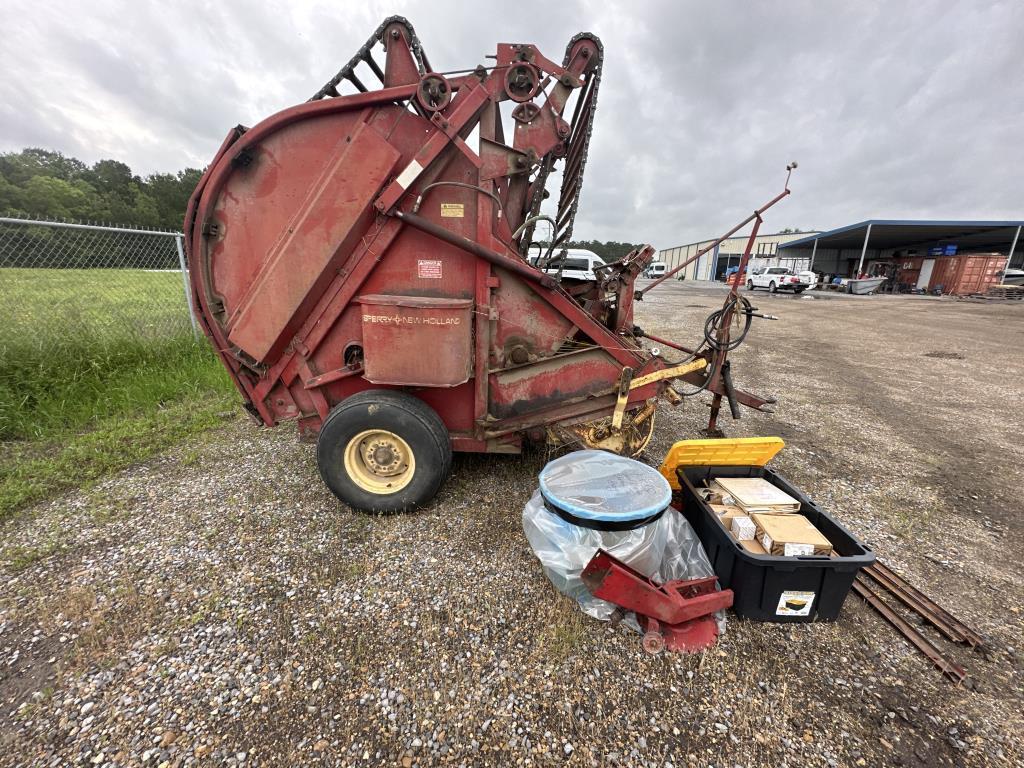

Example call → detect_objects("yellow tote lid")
658 437 785 489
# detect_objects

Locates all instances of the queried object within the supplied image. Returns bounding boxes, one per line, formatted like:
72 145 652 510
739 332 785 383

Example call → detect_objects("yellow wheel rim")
343 429 416 494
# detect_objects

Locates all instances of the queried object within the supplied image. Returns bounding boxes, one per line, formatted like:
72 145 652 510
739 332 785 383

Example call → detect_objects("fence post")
175 235 200 338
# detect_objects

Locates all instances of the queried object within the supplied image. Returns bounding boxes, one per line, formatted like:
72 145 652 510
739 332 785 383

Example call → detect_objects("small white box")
731 515 755 541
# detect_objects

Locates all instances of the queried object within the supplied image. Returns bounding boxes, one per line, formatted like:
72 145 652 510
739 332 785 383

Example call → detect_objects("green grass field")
1 269 236 518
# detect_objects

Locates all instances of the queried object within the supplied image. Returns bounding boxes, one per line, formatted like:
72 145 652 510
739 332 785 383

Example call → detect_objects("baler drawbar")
185 17 791 511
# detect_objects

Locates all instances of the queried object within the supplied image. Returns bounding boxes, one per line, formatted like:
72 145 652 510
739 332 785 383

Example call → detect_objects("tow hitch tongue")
581 549 733 653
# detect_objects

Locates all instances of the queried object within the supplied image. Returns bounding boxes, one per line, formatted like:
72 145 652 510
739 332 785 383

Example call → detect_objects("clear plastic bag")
522 489 717 621
538 449 672 524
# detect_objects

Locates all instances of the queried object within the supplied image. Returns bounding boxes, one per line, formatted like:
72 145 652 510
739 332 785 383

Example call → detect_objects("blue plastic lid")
538 450 672 523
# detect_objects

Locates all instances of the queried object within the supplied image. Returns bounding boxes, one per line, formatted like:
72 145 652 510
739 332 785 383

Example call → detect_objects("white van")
645 262 667 278
542 248 604 280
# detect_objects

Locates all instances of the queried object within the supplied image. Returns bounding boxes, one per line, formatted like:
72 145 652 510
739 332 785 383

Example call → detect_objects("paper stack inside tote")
709 477 801 513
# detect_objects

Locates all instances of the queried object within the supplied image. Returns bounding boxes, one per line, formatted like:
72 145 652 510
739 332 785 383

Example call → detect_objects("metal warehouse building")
777 220 1023 286
658 231 819 281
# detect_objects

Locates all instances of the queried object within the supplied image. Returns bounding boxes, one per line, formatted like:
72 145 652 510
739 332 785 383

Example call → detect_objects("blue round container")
539 450 672 531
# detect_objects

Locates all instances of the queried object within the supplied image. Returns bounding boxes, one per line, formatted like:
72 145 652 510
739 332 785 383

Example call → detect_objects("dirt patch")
0 284 1021 767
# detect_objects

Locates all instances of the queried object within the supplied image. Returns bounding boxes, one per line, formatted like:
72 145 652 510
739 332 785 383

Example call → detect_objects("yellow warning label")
441 203 464 218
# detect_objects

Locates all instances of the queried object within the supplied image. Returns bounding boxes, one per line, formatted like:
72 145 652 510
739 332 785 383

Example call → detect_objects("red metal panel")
488 348 622 419
226 122 401 362
357 295 474 387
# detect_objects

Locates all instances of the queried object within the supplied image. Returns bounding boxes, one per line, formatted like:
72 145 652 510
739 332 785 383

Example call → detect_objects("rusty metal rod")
865 562 985 648
851 577 970 686
707 217 762 432
638 167 795 298
861 565 968 644
638 331 699 356
393 210 556 288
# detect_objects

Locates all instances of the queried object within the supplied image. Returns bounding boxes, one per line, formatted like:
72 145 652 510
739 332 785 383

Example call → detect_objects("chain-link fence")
0 216 198 354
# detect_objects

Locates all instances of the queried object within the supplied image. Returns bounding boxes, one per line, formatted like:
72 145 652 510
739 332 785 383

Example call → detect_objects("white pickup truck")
747 266 809 294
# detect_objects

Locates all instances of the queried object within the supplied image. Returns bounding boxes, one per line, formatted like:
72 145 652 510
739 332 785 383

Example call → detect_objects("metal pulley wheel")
416 73 452 112
504 62 540 102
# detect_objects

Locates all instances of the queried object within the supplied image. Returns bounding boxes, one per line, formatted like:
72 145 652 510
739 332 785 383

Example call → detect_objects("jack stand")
581 549 733 653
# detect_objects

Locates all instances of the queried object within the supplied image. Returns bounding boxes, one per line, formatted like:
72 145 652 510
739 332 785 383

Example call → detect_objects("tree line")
0 148 201 231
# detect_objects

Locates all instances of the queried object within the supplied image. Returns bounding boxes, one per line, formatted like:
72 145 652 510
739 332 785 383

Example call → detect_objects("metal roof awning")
778 220 1023 253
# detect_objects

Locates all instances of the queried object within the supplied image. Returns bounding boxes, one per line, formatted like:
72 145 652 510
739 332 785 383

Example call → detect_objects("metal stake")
1001 225 1021 283
856 223 873 276
175 235 200 338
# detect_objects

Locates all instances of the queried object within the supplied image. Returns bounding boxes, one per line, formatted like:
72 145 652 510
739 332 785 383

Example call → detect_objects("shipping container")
895 256 923 291
928 253 1005 295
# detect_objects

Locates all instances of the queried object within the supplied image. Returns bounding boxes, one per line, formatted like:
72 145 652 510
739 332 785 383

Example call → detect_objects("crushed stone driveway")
2 283 1022 768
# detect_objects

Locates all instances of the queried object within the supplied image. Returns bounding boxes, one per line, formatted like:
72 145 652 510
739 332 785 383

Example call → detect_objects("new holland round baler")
185 17 784 512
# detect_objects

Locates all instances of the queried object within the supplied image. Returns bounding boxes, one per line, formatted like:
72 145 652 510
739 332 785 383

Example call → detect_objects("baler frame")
183 17 791 510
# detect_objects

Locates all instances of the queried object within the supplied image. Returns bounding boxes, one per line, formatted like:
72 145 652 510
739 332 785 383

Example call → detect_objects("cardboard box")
709 503 735 516
710 477 800 513
752 512 832 556
719 508 744 532
730 515 756 541
739 538 767 555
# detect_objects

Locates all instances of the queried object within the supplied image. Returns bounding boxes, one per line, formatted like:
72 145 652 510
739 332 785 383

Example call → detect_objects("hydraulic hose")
703 294 753 352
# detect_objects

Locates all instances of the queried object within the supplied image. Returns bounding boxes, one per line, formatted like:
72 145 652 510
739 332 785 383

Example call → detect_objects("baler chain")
522 31 605 257
309 15 429 102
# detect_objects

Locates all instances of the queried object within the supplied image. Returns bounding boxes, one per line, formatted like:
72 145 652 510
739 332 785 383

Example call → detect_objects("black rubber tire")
746 280 754 290
794 287 805 294
316 390 452 513
769 281 777 293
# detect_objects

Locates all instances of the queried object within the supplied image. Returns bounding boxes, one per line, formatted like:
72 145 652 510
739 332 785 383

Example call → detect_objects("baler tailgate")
226 123 401 363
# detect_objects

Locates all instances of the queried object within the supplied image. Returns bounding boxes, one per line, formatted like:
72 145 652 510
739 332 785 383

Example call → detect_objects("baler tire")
316 390 452 514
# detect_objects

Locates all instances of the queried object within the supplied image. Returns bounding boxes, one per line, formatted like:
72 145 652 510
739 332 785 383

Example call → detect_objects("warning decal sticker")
441 203 465 218
776 590 816 617
417 259 443 279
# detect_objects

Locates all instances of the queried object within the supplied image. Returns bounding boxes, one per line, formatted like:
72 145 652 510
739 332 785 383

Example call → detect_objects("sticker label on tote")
440 203 464 218
776 590 816 617
784 543 815 557
417 259 443 279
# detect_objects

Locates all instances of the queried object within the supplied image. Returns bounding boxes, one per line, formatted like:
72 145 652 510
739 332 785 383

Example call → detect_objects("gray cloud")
1 0 1019 246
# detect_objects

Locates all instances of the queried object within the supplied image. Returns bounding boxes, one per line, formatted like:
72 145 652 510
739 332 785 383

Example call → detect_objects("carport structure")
778 220 1023 279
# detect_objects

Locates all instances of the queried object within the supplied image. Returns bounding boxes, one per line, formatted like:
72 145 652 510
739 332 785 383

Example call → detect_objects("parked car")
644 262 667 278
747 266 809 293
540 248 603 280
797 270 819 288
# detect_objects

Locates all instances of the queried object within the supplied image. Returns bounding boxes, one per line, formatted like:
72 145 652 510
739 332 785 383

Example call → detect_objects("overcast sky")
1 0 1020 246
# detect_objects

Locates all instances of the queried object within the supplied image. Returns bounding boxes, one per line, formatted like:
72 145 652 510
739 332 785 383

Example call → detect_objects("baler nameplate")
226 123 401 363
357 294 474 387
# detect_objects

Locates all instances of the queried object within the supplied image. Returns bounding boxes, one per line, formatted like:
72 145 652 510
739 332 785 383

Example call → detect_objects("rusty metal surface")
226 123 401 363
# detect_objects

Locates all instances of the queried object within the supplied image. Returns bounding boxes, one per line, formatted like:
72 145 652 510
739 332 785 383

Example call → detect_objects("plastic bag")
522 489 717 621
538 449 672 525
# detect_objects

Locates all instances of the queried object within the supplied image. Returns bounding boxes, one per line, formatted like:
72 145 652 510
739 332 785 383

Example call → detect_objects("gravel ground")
2 281 1022 768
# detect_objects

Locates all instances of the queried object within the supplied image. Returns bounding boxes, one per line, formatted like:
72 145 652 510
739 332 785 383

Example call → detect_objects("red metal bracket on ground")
581 549 733 653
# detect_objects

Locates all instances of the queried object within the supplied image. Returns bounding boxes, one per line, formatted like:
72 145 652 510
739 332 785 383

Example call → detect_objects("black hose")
703 294 753 352
652 295 754 397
